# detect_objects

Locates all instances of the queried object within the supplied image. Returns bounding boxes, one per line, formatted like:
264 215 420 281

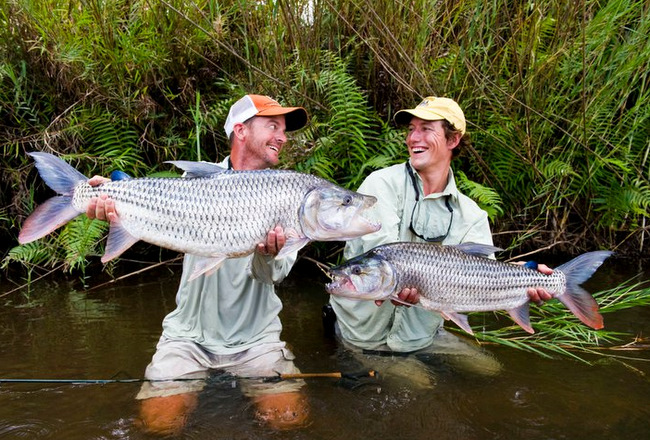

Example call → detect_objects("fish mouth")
358 194 381 232
326 275 380 301
332 215 380 240
331 194 381 238
358 215 381 233
325 275 355 295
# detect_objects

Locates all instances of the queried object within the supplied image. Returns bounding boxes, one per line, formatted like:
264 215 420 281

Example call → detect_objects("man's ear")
447 131 462 150
232 122 247 140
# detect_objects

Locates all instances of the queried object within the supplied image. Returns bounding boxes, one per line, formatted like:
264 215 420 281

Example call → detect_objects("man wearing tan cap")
330 96 552 383
86 94 310 434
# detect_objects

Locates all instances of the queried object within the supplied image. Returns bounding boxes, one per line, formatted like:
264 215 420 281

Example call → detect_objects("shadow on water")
0 258 649 439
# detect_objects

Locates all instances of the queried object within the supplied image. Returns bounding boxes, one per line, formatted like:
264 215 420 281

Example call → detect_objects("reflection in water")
0 261 648 439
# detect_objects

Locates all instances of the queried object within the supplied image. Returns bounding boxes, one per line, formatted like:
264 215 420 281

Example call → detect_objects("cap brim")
257 107 308 132
394 108 445 126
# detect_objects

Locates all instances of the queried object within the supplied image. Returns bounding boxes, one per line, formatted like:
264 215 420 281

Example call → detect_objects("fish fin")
19 152 88 243
18 196 81 244
557 286 604 330
556 251 613 286
187 256 227 281
387 295 417 308
247 257 274 285
27 152 87 195
110 170 132 181
102 220 139 263
277 230 310 258
454 242 503 257
508 304 534 334
556 251 612 330
443 311 474 335
165 160 226 177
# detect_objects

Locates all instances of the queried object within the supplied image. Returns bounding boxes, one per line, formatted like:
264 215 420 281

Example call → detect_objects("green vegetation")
2 0 648 269
465 280 650 363
1 0 649 359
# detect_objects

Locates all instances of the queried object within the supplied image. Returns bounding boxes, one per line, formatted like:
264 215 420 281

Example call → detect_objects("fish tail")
18 152 87 244
555 251 613 330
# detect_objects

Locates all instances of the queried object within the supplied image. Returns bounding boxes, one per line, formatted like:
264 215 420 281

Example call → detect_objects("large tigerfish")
19 152 380 279
326 242 612 334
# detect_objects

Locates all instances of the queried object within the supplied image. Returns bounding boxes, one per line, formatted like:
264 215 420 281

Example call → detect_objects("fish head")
300 185 381 241
325 252 396 301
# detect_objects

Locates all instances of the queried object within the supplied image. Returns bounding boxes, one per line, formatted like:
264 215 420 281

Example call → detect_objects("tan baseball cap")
394 96 466 134
224 94 308 137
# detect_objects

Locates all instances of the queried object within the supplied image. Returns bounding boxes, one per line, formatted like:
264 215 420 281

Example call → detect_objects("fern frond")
539 158 577 179
58 217 107 272
79 109 145 174
455 170 504 219
1 241 58 269
309 51 383 188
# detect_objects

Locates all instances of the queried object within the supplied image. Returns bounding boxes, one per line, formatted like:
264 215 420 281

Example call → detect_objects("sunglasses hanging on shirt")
405 162 453 243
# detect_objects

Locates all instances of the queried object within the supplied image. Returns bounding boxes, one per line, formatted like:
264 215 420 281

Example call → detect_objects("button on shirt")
161 157 297 355
330 162 493 352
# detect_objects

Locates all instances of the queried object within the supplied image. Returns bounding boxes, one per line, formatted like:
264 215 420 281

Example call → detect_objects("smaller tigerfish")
326 242 612 334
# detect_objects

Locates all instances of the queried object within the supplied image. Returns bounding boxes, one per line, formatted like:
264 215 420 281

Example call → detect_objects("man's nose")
408 129 421 142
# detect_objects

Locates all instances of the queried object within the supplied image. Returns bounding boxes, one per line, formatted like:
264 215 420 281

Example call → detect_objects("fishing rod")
0 370 378 385
0 378 146 385
270 370 377 382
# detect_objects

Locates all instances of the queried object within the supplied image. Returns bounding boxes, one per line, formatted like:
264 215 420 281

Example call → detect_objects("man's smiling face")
406 117 455 172
242 115 288 168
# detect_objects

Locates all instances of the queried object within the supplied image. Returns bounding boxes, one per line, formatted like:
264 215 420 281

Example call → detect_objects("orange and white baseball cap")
224 94 308 137
394 96 466 134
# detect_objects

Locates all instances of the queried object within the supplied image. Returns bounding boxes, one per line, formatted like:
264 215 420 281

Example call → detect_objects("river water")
0 258 649 439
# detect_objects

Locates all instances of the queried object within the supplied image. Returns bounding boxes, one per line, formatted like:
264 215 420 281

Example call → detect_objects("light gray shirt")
330 161 493 352
161 157 297 354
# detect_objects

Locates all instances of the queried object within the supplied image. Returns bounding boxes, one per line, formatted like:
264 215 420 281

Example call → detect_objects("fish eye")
351 266 362 275
342 195 353 206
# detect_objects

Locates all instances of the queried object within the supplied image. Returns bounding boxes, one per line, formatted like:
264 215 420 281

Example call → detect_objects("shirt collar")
407 161 460 202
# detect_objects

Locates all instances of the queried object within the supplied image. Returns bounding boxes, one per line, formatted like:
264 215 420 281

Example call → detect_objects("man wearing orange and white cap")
87 95 310 434
330 97 552 383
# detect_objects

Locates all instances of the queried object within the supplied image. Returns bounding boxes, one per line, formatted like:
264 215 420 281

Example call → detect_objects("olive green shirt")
161 157 297 354
330 162 493 352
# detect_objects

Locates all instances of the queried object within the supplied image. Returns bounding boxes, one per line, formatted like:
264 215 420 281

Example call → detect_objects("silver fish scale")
378 242 566 311
71 170 325 257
